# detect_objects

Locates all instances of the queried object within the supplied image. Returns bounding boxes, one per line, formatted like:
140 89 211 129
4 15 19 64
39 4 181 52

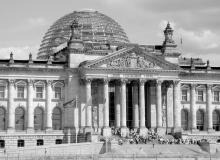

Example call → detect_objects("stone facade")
0 10 220 149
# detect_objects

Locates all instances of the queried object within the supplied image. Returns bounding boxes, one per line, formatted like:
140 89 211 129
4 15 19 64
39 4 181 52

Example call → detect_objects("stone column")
85 79 92 132
132 81 139 129
120 79 128 137
103 79 111 136
46 80 53 131
156 80 163 128
114 82 121 128
190 84 197 132
27 79 34 132
8 79 15 132
207 84 214 132
173 80 181 132
139 79 148 136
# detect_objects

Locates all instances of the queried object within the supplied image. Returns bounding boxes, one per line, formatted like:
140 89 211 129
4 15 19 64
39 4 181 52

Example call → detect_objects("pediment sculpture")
107 52 160 69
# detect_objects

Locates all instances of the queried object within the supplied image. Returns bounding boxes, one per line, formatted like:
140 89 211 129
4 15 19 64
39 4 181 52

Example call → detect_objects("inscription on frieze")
107 52 160 69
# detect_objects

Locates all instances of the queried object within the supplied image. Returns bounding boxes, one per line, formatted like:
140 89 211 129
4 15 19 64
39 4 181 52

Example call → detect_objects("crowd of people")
108 127 207 146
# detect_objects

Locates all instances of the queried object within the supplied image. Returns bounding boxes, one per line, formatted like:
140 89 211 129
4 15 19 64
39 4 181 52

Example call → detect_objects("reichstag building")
0 10 220 148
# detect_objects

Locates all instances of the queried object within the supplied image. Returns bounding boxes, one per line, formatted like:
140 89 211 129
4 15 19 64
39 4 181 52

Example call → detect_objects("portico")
81 76 181 137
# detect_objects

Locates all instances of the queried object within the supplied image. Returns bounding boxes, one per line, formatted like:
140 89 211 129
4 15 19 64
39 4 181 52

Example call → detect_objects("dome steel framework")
38 10 129 59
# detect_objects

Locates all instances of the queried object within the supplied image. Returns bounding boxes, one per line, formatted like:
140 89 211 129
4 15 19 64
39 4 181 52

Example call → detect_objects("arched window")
0 107 6 130
196 109 204 131
181 109 188 130
34 107 44 130
52 107 62 130
213 110 220 131
15 107 25 130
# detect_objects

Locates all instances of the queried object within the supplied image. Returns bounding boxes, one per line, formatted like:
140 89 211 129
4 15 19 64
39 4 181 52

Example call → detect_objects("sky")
0 0 220 66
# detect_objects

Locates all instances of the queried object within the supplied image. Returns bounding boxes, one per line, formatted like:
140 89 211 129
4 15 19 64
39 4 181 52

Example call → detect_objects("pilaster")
120 79 128 137
7 79 15 132
190 83 198 133
138 79 148 136
132 81 139 129
46 80 53 131
207 84 214 132
84 78 92 133
27 79 34 133
114 82 121 128
172 80 182 133
103 79 111 137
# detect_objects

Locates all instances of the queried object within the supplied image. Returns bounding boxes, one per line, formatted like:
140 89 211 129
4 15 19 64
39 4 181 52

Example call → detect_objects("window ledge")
196 101 206 104
14 98 27 101
52 98 64 102
212 102 220 105
181 101 190 104
0 98 8 101
33 98 46 102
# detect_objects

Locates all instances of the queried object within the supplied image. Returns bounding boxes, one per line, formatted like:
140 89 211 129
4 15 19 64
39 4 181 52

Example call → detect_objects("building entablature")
78 46 182 81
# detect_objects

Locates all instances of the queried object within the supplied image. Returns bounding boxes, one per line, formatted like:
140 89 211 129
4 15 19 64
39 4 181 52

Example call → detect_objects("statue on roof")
70 19 81 40
164 22 175 44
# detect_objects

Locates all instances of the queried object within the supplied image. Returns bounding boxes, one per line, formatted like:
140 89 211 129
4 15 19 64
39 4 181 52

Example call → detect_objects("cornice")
0 67 66 73
80 67 181 74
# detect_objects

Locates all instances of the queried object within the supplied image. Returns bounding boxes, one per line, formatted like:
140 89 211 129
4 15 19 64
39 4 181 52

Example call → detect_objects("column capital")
190 83 197 89
207 84 212 90
103 78 110 84
173 80 181 86
120 79 128 85
46 80 53 86
84 78 92 84
8 79 15 85
27 79 34 86
139 79 146 85
156 79 163 86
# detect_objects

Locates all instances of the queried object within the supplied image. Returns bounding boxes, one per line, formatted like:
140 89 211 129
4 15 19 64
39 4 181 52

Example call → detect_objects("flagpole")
75 95 78 143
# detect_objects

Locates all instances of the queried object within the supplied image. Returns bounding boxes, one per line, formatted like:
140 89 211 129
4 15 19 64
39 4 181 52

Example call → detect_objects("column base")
172 127 182 134
45 127 53 133
102 127 112 137
208 128 215 133
120 127 129 137
191 128 199 133
84 126 92 133
79 127 85 133
26 127 34 133
7 128 14 133
138 127 148 137
156 127 166 135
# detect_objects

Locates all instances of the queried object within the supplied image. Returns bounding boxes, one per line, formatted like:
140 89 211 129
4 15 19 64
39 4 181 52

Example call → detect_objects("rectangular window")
17 140 24 147
17 86 25 98
0 86 5 98
214 91 220 102
37 139 44 146
36 87 43 99
55 87 61 99
182 90 188 101
198 90 204 102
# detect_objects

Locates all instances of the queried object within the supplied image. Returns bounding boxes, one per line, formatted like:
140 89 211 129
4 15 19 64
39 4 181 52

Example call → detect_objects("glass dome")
37 10 129 59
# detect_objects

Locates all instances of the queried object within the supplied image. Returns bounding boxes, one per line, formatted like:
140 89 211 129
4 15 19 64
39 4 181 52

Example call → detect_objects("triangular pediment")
81 47 180 70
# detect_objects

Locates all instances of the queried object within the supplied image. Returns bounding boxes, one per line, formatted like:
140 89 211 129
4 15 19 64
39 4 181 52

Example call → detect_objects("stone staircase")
112 144 209 156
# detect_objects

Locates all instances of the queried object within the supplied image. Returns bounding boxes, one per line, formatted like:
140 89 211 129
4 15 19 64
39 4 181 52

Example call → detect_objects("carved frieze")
107 52 160 69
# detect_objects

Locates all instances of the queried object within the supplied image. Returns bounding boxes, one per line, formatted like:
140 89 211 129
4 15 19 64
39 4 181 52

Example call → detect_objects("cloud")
0 46 38 60
177 28 220 50
28 17 47 27
1 17 48 33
